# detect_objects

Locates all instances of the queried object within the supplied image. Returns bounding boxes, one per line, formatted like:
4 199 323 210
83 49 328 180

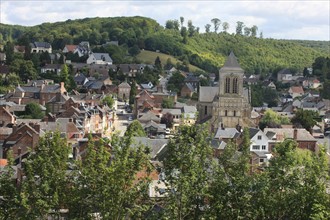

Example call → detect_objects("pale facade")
198 52 252 130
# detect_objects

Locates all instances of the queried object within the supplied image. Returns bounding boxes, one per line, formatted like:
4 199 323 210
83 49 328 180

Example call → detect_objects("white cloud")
0 0 329 40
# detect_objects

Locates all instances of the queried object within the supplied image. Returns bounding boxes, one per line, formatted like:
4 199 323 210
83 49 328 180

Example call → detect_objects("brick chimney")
60 82 66 94
293 128 298 140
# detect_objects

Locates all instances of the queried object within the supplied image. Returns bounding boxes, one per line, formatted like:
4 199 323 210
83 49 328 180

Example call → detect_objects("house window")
262 145 266 150
259 158 264 163
204 106 207 115
257 135 262 140
225 77 231 93
225 110 228 116
233 110 236 117
232 77 238 94
252 145 260 150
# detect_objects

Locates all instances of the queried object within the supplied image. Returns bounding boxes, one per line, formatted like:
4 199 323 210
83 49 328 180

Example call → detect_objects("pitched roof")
199 86 218 102
91 53 112 62
64 44 77 52
290 86 304 94
31 42 51 48
222 51 242 69
214 127 240 139
131 137 168 159
118 82 131 88
264 128 316 142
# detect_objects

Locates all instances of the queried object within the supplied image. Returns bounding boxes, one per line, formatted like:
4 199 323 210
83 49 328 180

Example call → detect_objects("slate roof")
248 127 260 139
143 120 166 132
161 108 182 115
41 84 62 93
17 86 40 93
131 137 169 159
221 51 242 70
183 83 195 92
138 111 161 123
211 139 227 150
214 127 240 139
264 128 316 142
92 53 113 62
278 68 292 75
31 42 51 48
199 86 218 102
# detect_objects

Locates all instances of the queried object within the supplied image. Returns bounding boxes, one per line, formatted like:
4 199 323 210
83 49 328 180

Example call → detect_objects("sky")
1 0 329 41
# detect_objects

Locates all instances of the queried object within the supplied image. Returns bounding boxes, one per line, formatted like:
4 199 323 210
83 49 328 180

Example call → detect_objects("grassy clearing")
136 50 203 72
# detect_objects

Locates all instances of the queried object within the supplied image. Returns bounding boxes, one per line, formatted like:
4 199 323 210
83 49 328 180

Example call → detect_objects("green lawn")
136 50 203 72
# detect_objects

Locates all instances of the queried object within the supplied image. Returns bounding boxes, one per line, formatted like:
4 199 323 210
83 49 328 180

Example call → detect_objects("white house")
30 42 52 53
86 53 113 65
249 128 272 165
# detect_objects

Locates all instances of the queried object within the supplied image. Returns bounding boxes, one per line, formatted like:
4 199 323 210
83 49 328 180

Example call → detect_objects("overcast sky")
1 0 329 41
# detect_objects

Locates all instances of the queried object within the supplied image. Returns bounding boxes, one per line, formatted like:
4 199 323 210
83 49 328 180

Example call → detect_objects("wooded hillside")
1 16 329 74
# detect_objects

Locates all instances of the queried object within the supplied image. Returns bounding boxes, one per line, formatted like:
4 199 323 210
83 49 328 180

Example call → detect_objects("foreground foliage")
0 125 329 219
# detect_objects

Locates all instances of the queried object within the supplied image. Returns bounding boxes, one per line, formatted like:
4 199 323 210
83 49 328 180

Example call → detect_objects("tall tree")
19 132 70 219
125 120 146 137
180 16 185 29
9 59 37 82
60 63 70 89
209 129 254 219
205 24 211 33
67 136 151 219
236 21 244 35
253 139 330 219
0 151 20 219
161 124 214 219
187 20 195 37
244 27 251 36
4 41 15 65
211 18 221 33
291 109 318 133
251 25 258 37
222 22 229 33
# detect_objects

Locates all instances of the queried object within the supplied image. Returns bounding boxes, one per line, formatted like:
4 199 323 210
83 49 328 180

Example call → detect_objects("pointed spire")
223 51 241 68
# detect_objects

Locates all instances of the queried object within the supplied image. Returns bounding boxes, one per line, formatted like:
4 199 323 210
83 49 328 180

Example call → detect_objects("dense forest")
1 16 329 75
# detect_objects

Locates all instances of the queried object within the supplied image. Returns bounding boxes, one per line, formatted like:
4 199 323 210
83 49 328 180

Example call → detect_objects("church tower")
212 52 251 129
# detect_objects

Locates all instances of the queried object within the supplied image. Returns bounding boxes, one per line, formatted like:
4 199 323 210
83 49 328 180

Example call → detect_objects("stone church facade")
197 52 251 130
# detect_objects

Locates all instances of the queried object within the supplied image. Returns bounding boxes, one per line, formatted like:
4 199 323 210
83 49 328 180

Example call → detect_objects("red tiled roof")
290 86 304 94
64 45 77 52
0 159 8 167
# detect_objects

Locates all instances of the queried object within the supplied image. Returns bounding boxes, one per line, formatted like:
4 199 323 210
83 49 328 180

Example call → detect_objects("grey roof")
31 42 51 48
92 53 112 62
199 86 218 102
183 105 197 113
83 80 104 90
252 151 269 158
41 85 61 93
214 127 240 139
184 83 195 92
278 68 292 75
211 139 227 150
118 82 131 88
131 137 169 159
249 127 260 139
264 128 316 142
138 111 160 123
162 108 182 115
17 86 40 93
143 120 166 132
222 52 242 69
